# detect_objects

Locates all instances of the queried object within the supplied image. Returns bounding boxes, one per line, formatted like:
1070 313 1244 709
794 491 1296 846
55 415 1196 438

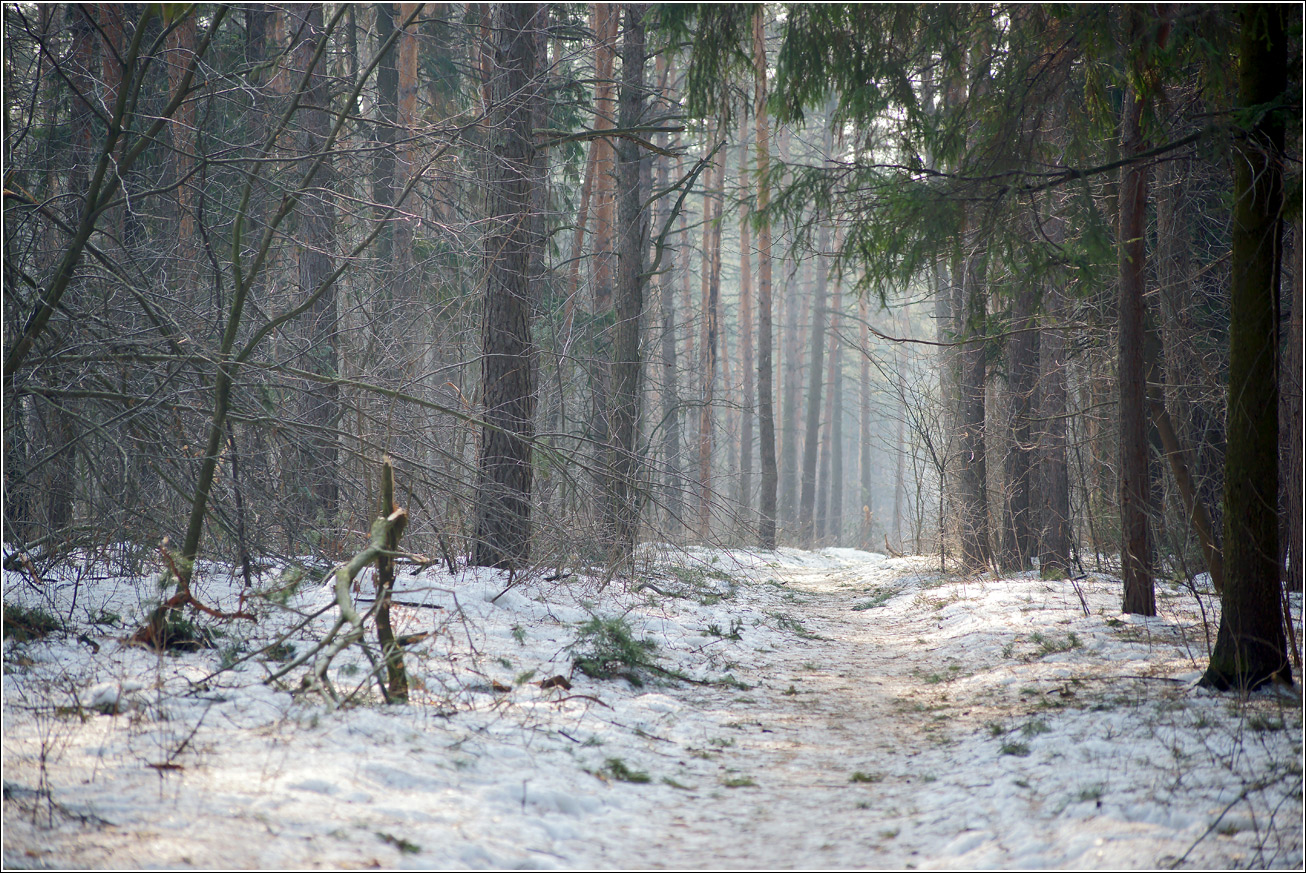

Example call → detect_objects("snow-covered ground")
3 545 1302 869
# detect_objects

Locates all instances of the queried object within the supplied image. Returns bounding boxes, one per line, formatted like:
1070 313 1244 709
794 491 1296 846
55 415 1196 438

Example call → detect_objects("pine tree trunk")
798 223 830 548
603 3 649 562
737 133 756 524
1038 281 1072 576
656 57 683 536
830 287 844 547
780 257 803 533
1003 281 1037 570
1117 5 1162 615
291 4 340 533
1202 4 1291 690
472 3 544 570
1286 218 1303 610
860 295 875 550
753 8 778 549
956 239 990 571
697 121 722 540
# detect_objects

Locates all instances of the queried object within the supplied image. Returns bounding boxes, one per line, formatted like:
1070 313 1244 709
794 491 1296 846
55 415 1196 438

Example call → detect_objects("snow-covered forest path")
3 549 1302 869
582 553 1299 869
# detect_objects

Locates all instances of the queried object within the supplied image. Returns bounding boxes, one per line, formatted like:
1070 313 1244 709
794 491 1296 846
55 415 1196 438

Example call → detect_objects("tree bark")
956 235 990 571
798 221 831 548
754 7 778 549
696 126 724 540
737 131 756 525
861 295 876 550
472 3 544 570
1117 4 1165 615
1202 4 1291 691
779 256 803 533
290 4 340 532
655 57 683 536
1038 280 1072 576
603 3 649 562
1003 280 1038 570
830 283 845 546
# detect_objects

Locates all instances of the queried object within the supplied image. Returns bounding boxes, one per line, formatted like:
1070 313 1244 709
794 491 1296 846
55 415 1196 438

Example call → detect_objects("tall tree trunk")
1038 281 1072 576
829 284 844 546
753 7 778 549
861 294 875 550
656 57 683 536
1003 280 1038 570
892 343 906 552
737 132 755 525
799 221 831 548
395 3 420 305
697 121 722 540
1117 5 1167 615
1202 4 1291 691
373 5 398 270
603 3 649 561
590 3 619 315
779 256 803 532
817 277 842 543
956 234 990 571
291 4 340 534
1285 218 1303 611
166 12 198 288
472 3 544 570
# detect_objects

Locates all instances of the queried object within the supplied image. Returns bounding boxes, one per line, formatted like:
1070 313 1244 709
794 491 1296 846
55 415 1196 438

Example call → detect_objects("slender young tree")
860 294 875 550
656 57 683 534
798 218 831 547
696 119 723 539
754 8 779 549
736 129 756 525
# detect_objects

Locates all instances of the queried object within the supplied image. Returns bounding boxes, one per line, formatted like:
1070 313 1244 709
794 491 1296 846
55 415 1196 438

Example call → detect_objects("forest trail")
585 551 1299 869
2 550 1300 870
589 553 1088 868
596 555 966 869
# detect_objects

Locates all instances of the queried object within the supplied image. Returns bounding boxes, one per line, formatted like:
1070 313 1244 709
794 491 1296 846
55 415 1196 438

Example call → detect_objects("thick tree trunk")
472 3 544 570
1286 219 1303 608
753 8 778 549
1202 4 1291 691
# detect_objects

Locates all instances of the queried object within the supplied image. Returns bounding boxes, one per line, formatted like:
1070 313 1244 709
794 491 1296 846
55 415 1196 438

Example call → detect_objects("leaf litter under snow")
2 546 1301 869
